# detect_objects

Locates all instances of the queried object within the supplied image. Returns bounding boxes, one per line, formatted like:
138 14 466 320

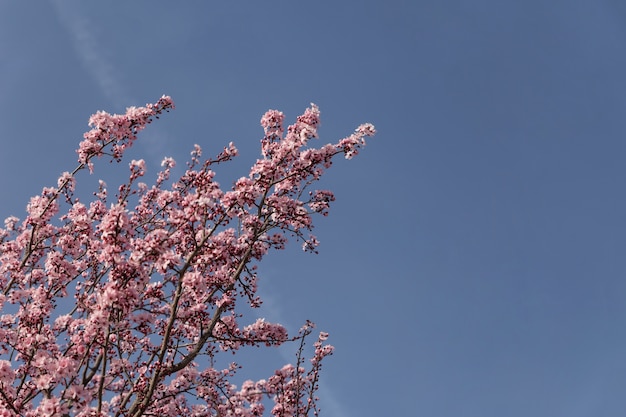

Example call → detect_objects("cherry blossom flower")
0 97 373 416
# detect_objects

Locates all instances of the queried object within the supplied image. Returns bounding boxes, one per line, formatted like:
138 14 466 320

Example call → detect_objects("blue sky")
2 1 626 416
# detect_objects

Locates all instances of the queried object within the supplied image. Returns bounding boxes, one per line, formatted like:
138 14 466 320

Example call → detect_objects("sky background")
1 1 626 416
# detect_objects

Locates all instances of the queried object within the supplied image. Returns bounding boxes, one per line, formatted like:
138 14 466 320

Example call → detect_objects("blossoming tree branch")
0 96 375 416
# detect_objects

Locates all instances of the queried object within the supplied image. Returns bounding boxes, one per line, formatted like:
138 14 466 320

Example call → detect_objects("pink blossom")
3 216 19 231
0 360 14 385
0 97 374 416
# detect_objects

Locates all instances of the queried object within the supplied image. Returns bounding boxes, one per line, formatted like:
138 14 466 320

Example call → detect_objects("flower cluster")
0 97 374 416
78 95 174 171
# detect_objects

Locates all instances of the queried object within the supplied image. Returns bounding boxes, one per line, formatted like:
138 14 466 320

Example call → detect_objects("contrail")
51 1 171 168
51 1 131 108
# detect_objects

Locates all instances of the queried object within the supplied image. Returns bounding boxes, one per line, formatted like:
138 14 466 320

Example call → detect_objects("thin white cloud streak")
51 1 171 167
51 1 131 109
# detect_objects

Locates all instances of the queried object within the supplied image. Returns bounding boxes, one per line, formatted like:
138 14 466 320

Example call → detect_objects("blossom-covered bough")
0 96 375 416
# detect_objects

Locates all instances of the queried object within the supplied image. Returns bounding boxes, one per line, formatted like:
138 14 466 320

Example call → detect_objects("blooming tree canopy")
0 96 375 416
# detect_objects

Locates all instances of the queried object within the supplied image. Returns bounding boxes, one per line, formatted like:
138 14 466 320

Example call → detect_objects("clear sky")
1 1 626 416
